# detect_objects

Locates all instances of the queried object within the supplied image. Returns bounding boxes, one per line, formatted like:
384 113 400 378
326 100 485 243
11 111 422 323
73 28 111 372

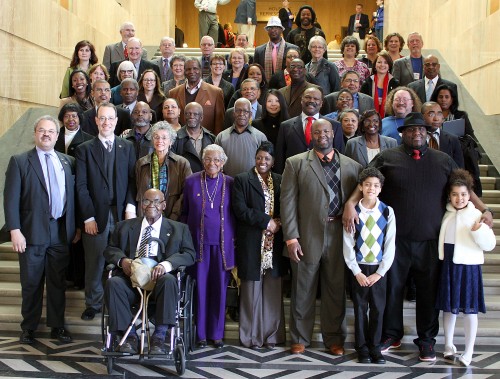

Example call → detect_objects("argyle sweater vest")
353 201 389 264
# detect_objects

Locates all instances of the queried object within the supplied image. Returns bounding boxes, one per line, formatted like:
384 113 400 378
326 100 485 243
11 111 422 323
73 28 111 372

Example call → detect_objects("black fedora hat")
397 112 431 133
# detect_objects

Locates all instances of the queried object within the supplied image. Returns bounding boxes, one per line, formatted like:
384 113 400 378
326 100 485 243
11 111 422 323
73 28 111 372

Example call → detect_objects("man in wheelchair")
104 189 195 354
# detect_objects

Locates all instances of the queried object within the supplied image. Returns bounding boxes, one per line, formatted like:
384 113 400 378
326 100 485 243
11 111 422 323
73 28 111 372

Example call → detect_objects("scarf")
255 168 275 275
151 152 168 194
372 73 390 118
264 39 285 83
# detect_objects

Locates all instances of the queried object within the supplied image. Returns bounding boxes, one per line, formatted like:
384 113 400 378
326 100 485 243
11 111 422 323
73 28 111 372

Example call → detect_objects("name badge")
413 73 420 80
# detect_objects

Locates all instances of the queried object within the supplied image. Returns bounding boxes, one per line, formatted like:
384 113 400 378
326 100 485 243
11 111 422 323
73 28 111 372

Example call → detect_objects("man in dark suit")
169 57 225 135
324 71 374 115
104 188 195 354
75 103 137 321
275 87 344 173
102 22 147 71
109 38 160 88
172 102 216 173
82 80 131 136
223 79 262 129
392 32 425 86
408 55 458 104
281 118 362 355
4 116 76 344
347 4 369 49
151 37 176 83
422 102 464 168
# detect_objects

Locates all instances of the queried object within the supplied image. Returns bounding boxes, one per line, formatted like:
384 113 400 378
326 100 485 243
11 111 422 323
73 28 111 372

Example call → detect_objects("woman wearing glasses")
138 69 166 120
135 121 192 220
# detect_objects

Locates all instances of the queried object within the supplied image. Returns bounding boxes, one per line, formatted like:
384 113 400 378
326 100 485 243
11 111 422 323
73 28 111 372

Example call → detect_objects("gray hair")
120 22 135 32
33 115 59 132
338 108 360 122
202 144 228 164
121 78 139 90
160 36 175 46
308 35 327 50
151 121 177 145
117 61 137 80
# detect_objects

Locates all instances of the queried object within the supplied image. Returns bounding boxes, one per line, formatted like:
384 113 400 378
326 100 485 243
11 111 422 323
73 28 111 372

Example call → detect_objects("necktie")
412 149 421 160
272 44 278 73
163 58 168 81
428 132 439 149
124 46 128 60
137 225 153 258
105 140 113 152
305 117 314 145
322 154 330 163
45 153 63 219
426 79 434 101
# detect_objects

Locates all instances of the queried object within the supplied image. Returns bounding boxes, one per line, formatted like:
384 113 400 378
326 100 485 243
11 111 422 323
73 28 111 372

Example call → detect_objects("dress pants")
18 217 69 330
382 237 441 345
198 11 219 44
196 244 230 341
105 272 178 332
289 219 347 348
82 209 117 311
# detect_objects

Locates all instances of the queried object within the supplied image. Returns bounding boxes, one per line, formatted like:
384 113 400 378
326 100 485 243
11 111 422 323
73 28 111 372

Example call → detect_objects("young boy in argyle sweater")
343 167 396 364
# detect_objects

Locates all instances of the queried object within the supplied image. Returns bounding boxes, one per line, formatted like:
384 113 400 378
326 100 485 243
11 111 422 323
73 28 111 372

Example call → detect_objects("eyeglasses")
343 78 359 84
142 199 165 206
424 62 439 67
310 45 325 50
338 97 353 102
153 135 170 141
36 129 57 135
97 116 116 122
63 114 79 119
143 78 156 82
211 62 225 66
393 98 412 104
94 88 111 93
203 157 223 164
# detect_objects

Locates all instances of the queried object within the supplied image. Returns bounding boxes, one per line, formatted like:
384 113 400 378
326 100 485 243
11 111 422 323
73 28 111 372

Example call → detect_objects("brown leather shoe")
290 343 305 354
329 344 345 356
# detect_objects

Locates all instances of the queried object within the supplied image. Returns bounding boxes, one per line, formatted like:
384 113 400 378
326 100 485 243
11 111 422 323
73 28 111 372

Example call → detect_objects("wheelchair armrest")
177 266 186 273
106 263 117 272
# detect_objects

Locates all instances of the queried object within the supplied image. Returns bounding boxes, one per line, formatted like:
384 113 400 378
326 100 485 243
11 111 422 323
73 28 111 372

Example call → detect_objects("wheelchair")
101 238 196 376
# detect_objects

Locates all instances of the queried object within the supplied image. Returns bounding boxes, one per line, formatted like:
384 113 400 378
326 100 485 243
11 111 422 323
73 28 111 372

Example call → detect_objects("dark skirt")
436 243 485 314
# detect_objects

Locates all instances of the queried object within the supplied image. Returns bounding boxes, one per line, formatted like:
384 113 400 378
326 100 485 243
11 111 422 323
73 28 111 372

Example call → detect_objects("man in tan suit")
281 118 362 356
169 57 225 135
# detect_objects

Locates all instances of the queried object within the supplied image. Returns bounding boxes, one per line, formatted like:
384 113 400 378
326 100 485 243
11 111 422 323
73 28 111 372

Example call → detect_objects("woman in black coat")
232 141 286 350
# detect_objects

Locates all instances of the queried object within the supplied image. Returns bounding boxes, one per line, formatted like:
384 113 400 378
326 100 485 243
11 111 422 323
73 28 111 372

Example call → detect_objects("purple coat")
182 172 236 270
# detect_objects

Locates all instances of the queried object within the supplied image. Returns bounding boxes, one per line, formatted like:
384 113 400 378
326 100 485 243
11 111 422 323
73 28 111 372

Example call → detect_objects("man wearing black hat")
286 5 327 65
343 112 493 362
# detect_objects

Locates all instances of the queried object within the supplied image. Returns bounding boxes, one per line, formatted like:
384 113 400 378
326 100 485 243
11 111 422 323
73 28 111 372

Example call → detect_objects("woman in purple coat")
182 144 236 349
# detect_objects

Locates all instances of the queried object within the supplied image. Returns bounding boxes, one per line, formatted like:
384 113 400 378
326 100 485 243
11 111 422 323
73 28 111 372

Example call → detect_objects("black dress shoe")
213 339 224 348
81 307 100 320
149 337 166 355
20 330 35 344
357 350 372 364
197 340 207 348
51 328 73 343
119 335 138 354
370 349 387 364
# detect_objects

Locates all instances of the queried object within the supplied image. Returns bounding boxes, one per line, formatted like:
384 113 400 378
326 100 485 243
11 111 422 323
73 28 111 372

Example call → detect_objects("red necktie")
124 46 128 60
305 117 314 145
412 149 421 160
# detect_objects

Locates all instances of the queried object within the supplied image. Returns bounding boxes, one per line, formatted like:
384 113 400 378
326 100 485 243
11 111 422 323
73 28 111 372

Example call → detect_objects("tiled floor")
0 331 499 378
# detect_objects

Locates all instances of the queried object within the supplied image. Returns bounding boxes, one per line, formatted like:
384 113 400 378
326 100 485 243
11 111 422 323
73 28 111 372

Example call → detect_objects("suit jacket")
3 148 76 245
234 0 257 25
171 126 216 173
151 56 174 83
436 129 465 168
223 103 262 130
232 169 285 280
360 76 400 98
222 67 247 91
280 150 362 263
275 115 344 173
54 127 93 157
408 76 458 104
253 40 299 74
344 135 398 168
305 58 341 95
205 76 235 109
102 42 148 71
347 13 370 39
324 91 375 115
75 137 137 231
168 81 225 135
135 152 192 221
279 81 321 118
392 55 425 86
81 107 131 137
104 217 195 270
268 70 317 89
109 59 161 88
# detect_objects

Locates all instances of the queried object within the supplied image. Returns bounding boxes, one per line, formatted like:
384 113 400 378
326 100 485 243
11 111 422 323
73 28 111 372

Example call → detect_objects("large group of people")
2 2 495 371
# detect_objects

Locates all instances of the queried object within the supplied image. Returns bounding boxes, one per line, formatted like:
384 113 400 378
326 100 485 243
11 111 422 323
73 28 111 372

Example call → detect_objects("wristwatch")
482 208 494 217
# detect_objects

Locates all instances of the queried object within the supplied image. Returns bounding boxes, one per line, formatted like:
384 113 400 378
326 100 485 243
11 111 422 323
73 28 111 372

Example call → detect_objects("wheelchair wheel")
106 356 114 374
182 276 196 354
101 301 109 347
174 343 186 376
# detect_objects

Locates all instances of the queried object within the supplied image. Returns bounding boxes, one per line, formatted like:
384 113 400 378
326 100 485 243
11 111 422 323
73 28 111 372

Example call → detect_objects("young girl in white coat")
436 169 496 367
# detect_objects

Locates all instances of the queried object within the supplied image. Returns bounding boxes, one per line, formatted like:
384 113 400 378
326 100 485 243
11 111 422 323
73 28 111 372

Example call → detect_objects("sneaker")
380 338 401 353
443 344 457 359
418 343 436 362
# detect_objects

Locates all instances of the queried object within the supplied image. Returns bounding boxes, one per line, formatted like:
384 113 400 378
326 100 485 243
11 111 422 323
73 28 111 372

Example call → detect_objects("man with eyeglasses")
279 58 321 117
215 98 267 177
172 102 216 172
103 188 195 354
392 32 425 86
123 102 154 159
151 37 176 83
102 22 147 72
199 36 216 79
381 87 421 144
223 79 262 129
408 55 458 104
75 102 137 321
268 48 317 89
82 80 131 136
3 116 76 345
324 71 374 116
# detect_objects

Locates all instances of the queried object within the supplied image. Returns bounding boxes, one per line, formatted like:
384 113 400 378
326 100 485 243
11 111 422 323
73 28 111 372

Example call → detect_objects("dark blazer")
3 148 76 245
205 76 235 109
408 76 458 104
171 126 216 173
253 40 299 73
392 55 425 86
104 217 195 270
360 76 400 98
268 70 317 89
137 92 165 121
54 127 93 157
344 135 398 168
102 42 148 71
81 107 131 137
305 58 341 95
437 129 465 168
223 103 262 130
109 59 161 88
222 67 247 91
151 56 175 83
279 81 321 118
275 115 344 173
232 169 285 281
347 13 370 39
75 137 137 231
234 0 257 25
161 78 186 95
324 91 375 115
